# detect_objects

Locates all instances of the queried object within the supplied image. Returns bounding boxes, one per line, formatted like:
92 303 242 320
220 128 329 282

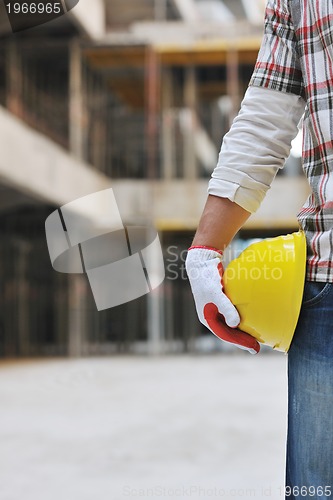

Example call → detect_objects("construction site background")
0 0 309 358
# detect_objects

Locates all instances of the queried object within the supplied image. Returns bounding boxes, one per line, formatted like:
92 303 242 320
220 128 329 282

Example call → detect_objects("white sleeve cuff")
208 86 305 213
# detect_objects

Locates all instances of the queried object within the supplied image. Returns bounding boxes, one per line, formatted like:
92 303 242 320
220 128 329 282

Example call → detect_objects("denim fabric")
286 281 333 499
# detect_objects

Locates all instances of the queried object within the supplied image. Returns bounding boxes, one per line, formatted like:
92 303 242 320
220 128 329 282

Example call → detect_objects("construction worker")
185 1 333 498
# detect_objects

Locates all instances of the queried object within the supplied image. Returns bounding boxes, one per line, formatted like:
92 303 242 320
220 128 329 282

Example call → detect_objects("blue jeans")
286 281 333 499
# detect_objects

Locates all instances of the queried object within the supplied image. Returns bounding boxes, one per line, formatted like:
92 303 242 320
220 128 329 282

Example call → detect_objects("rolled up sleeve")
208 86 305 213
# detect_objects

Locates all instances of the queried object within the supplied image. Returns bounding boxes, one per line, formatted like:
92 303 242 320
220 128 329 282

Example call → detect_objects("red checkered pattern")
250 0 333 282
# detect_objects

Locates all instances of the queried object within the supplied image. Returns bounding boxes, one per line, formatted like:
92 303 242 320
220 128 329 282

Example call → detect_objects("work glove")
185 246 260 354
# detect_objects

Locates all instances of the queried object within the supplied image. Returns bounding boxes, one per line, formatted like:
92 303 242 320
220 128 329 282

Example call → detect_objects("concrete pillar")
69 38 84 160
161 68 175 179
144 55 165 353
6 40 23 117
16 239 31 356
226 49 240 126
146 227 165 355
69 39 88 357
68 273 87 357
183 65 197 180
145 46 160 180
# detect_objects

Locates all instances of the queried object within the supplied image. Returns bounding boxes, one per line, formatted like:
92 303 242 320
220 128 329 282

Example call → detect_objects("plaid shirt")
250 0 333 282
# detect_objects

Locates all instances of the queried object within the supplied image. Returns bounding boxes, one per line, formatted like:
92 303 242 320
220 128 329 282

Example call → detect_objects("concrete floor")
0 354 288 500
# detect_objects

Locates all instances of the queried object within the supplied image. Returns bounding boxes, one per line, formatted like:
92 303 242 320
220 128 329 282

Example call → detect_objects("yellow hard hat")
222 231 306 353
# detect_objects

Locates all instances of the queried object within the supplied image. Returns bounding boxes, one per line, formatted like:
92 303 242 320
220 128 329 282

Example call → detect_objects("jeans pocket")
302 281 333 308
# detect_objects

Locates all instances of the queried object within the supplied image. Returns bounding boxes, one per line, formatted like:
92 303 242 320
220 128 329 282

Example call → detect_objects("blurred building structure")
0 0 309 358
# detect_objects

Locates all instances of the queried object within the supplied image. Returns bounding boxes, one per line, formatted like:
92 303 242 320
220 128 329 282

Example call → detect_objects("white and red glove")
185 246 260 354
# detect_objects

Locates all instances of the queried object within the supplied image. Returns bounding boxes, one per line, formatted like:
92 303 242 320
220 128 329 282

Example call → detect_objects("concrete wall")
112 177 311 230
0 106 112 208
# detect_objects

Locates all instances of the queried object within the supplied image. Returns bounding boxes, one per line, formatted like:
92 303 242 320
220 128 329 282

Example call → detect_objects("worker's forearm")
191 195 251 251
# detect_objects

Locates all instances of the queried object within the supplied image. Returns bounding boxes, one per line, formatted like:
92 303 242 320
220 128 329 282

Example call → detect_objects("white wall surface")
69 0 106 39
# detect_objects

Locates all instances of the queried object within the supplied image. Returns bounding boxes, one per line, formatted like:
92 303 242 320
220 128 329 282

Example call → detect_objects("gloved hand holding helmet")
186 231 306 354
185 245 261 354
